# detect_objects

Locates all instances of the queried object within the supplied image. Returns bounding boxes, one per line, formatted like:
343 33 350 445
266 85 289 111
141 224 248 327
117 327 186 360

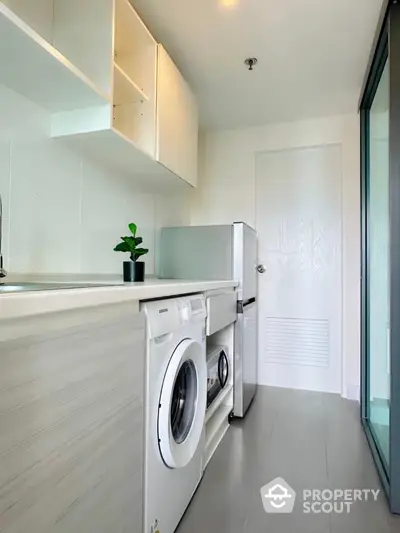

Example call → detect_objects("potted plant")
114 223 149 282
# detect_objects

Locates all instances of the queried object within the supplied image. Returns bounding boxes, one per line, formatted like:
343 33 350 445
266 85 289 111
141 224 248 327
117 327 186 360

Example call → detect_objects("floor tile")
177 386 400 533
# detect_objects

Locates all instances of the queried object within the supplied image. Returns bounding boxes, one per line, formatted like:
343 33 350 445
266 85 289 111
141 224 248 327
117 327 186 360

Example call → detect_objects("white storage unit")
0 2 109 111
204 327 235 468
0 0 199 190
203 289 237 468
50 0 159 180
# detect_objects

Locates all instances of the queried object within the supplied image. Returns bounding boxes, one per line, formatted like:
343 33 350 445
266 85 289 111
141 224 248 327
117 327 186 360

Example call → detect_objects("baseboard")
345 384 360 402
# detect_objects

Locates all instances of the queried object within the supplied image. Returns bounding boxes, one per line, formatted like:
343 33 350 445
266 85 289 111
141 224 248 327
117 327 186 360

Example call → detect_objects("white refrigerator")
158 223 258 418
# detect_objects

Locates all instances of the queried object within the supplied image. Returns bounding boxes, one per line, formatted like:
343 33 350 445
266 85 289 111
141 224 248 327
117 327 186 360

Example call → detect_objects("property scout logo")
260 478 296 513
260 478 380 514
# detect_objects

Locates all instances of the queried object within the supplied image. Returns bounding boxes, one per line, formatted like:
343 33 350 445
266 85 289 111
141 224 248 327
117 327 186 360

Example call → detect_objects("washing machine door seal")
158 338 207 469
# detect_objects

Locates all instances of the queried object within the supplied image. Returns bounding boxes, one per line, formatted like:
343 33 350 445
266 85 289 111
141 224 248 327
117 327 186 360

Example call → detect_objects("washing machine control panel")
142 295 206 339
177 295 206 324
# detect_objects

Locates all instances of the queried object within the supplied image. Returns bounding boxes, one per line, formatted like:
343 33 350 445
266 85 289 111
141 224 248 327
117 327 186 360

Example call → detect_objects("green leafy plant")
114 223 149 262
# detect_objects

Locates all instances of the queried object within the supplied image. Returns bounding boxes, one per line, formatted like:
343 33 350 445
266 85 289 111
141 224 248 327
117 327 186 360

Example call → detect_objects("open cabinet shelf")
113 62 148 105
205 403 232 468
206 398 232 447
114 0 155 99
47 0 165 190
205 384 233 423
0 3 109 111
203 322 235 468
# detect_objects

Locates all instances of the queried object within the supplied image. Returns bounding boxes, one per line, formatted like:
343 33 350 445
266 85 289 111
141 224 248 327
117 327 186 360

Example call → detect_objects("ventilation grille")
264 317 330 367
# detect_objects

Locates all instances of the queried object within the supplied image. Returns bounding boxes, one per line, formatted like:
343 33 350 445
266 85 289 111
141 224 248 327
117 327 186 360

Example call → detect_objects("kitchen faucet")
0 193 7 282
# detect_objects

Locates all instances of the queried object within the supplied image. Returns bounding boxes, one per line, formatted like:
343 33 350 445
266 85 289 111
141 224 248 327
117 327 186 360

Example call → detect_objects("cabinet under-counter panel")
0 301 145 533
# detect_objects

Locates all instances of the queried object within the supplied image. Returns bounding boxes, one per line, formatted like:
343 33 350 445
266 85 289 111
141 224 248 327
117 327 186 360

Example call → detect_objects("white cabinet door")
156 44 198 187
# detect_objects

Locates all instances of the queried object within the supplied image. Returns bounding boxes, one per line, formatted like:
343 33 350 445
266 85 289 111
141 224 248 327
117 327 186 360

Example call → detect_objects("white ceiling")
132 0 385 130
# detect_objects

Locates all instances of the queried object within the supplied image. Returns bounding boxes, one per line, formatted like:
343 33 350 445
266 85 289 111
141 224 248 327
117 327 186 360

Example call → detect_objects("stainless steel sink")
0 282 113 293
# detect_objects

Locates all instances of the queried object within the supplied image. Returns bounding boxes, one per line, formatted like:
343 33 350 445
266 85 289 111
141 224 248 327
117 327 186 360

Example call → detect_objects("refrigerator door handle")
237 297 256 314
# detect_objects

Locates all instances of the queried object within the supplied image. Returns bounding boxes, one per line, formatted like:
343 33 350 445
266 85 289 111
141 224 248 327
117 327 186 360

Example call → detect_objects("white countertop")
0 276 238 319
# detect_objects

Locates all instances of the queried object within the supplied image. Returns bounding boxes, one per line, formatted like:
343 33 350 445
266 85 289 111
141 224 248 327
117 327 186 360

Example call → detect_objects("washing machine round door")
158 338 207 469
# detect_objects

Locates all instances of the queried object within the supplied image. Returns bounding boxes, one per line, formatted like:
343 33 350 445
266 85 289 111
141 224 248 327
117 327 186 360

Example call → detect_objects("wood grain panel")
0 301 145 533
156 44 199 187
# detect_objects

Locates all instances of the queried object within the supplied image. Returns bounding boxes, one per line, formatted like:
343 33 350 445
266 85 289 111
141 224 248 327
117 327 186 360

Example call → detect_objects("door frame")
360 0 400 513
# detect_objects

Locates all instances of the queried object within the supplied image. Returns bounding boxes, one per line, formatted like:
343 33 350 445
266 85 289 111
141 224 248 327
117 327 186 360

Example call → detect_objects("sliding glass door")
367 58 390 470
361 0 400 513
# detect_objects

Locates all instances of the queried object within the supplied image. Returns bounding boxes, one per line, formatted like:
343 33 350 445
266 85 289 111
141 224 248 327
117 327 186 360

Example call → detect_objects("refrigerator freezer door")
233 223 258 302
158 226 233 280
234 300 258 417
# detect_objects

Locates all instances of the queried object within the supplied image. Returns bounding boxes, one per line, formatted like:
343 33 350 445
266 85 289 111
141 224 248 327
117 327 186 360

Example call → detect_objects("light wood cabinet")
50 0 158 166
0 0 199 189
156 44 199 187
0 302 145 533
112 0 157 157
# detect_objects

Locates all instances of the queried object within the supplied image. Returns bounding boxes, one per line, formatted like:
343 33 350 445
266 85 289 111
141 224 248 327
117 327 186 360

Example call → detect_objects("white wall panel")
9 137 82 273
0 83 190 275
80 158 156 274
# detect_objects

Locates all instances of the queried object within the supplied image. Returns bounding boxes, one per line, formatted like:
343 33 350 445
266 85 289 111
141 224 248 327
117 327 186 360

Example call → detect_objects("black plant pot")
123 261 145 282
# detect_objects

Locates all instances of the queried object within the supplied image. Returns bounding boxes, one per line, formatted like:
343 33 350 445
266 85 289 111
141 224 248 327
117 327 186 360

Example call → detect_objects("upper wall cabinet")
0 0 199 190
0 0 110 110
156 45 199 188
49 0 159 180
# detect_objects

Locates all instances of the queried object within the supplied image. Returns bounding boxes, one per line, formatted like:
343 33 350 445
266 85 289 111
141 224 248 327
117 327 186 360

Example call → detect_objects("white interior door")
255 145 342 393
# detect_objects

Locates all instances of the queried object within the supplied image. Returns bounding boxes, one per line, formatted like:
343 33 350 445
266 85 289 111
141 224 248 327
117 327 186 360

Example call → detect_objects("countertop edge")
0 280 238 320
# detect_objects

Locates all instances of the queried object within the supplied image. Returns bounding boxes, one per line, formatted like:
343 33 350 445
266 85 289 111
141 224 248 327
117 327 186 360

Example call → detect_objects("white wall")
191 114 361 400
0 83 190 275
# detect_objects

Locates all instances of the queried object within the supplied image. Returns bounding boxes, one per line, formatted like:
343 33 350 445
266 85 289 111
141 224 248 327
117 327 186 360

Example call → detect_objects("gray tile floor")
177 386 400 533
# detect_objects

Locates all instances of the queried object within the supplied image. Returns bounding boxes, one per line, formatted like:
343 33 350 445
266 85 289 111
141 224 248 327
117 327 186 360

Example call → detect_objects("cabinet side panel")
53 0 114 95
2 0 54 42
0 302 145 533
112 0 157 155
156 45 199 186
135 42 157 156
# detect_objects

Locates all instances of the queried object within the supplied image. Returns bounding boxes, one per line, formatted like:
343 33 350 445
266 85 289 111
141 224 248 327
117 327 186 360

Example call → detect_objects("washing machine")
141 295 207 533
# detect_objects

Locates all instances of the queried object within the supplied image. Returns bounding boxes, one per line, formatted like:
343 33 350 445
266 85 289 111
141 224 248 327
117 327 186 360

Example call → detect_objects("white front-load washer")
141 295 207 533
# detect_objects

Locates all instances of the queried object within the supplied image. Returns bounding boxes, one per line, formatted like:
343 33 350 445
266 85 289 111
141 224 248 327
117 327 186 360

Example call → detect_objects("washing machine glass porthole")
218 350 229 388
170 360 198 444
